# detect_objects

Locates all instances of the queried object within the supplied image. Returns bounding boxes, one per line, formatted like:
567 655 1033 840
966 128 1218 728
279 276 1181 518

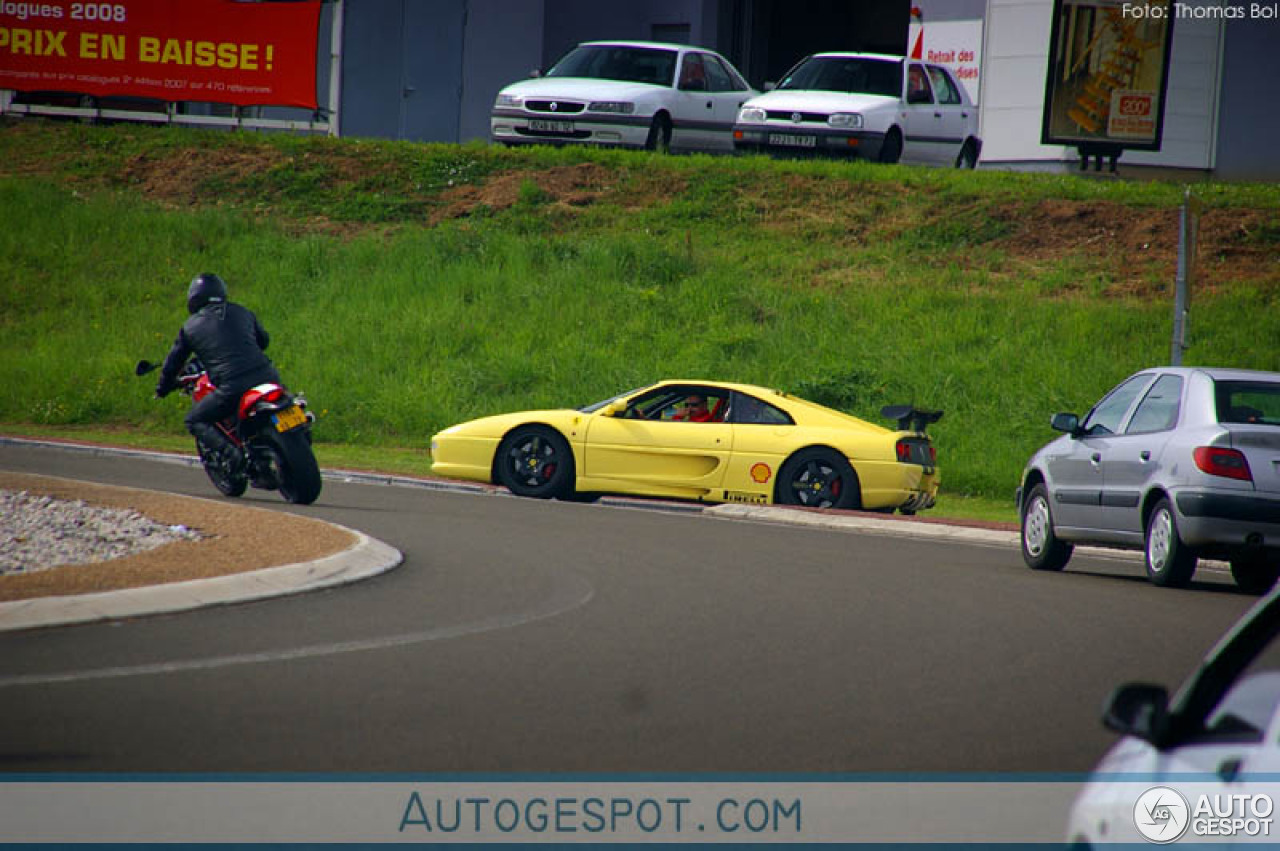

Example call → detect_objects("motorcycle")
135 357 322 505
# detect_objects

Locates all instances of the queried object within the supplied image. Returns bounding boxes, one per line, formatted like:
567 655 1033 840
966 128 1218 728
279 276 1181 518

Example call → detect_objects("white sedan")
732 52 982 167
490 41 756 153
1068 588 1280 845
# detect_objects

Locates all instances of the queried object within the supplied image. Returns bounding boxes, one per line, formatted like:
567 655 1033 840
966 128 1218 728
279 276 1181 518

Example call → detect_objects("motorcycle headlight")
588 101 635 114
737 106 767 124
495 93 524 108
828 112 863 129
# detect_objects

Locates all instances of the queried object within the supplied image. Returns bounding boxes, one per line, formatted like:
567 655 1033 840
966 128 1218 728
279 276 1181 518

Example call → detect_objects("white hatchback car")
490 41 756 153
1068 587 1280 846
732 52 981 167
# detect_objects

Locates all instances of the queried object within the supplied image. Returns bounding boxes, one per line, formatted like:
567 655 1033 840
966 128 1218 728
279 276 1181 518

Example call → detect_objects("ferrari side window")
731 393 792 425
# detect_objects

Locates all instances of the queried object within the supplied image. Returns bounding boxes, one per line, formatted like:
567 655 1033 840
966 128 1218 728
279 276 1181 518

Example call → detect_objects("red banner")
0 0 322 108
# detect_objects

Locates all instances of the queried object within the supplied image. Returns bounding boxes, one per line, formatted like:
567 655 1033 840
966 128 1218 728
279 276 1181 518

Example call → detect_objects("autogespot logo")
1135 786 1190 843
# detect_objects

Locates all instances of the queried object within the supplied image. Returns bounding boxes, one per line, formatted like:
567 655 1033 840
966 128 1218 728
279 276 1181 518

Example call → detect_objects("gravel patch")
0 488 203 576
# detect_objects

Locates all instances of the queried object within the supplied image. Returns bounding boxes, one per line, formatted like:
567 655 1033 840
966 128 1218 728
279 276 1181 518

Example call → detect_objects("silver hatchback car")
1017 367 1280 592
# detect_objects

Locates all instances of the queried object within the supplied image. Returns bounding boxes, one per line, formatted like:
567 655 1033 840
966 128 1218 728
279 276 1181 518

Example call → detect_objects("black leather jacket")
159 302 275 392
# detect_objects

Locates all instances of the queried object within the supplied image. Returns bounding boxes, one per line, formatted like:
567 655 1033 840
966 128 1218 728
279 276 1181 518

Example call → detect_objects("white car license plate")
768 133 817 148
529 119 574 133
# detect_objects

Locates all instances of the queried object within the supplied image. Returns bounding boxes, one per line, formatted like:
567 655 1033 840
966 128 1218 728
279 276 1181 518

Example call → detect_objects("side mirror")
604 400 628 417
1102 682 1170 744
135 359 158 377
763 81 777 92
528 69 542 79
1051 412 1081 436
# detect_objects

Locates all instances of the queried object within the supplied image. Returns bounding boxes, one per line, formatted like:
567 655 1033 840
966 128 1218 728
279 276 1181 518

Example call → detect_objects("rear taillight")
895 440 935 466
1193 446 1252 482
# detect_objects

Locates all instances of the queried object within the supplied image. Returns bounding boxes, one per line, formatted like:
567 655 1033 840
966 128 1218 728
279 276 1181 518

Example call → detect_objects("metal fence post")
1171 187 1202 366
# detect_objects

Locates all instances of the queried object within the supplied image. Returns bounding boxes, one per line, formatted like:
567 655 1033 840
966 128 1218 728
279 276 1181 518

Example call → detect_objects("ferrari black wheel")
197 437 247 498
496 426 575 499
776 448 860 510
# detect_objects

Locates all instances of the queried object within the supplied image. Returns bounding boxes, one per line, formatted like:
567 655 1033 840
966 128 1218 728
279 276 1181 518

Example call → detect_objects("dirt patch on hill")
994 200 1279 295
4 119 1275 292
428 162 688 223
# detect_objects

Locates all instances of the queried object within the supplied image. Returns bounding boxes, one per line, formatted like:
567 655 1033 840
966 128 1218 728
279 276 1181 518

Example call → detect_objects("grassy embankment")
2 119 1278 521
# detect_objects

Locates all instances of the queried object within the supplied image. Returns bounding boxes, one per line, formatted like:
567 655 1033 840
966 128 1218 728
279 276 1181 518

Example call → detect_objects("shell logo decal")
750 463 772 484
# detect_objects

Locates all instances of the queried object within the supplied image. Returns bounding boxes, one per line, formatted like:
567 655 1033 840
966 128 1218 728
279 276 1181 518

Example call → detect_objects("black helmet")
186 273 228 314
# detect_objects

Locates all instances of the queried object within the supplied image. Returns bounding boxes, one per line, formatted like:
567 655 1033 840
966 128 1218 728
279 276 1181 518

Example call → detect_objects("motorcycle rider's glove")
155 377 176 399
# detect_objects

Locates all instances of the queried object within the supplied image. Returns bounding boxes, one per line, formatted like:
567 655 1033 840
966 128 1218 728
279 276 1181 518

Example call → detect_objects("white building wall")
1121 17 1221 169
980 0 1222 170
979 0 1069 162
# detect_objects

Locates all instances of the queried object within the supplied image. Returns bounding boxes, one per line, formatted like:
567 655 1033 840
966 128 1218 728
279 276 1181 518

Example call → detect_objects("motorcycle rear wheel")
266 429 322 505
197 437 248 498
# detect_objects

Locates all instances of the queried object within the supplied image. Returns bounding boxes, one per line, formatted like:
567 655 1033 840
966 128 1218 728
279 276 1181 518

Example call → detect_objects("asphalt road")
0 443 1262 773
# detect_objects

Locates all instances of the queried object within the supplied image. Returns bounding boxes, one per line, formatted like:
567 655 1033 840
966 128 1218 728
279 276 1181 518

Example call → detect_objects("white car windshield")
778 56 901 97
546 46 678 87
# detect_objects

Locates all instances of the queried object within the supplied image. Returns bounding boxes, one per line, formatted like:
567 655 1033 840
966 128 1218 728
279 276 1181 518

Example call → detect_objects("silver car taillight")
1193 446 1253 482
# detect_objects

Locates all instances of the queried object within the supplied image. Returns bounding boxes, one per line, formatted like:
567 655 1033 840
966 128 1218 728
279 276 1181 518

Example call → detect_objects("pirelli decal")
723 491 767 504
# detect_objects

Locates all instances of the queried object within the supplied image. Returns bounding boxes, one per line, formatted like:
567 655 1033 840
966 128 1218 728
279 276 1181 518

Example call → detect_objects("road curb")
0 526 403 633
705 503 1021 547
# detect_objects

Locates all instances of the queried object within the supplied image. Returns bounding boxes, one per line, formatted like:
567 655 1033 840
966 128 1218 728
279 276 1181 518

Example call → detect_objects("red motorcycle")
136 358 322 505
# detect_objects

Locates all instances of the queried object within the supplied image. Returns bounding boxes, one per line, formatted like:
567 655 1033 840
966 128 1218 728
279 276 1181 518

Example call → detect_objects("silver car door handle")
1091 452 1102 465
1140 451 1151 462
1218 758 1243 782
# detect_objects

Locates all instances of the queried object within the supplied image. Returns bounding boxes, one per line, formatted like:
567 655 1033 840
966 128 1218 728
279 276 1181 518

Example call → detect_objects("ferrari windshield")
778 56 901 97
579 385 651 413
546 45 678 87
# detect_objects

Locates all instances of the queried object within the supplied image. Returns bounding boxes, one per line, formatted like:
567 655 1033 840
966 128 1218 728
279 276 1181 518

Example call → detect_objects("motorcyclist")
155 273 282 467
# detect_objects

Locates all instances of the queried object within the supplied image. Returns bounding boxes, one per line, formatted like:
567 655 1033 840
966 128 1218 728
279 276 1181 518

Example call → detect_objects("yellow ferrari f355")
430 380 941 513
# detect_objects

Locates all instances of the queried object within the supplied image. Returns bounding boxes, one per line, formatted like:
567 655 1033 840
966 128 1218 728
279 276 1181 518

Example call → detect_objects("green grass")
2 118 1278 524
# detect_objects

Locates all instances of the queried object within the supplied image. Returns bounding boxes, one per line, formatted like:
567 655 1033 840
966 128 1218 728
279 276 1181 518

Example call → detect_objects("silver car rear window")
1216 380 1280 426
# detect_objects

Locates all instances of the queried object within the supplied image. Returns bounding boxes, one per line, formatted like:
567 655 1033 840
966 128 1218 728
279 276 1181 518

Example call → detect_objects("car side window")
1125 375 1184 434
711 54 750 91
1082 374 1154 436
679 53 707 91
729 392 793 425
926 65 962 105
907 64 933 104
702 54 736 92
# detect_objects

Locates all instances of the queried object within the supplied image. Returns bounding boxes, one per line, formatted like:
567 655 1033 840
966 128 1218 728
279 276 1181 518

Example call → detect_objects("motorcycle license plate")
273 405 306 433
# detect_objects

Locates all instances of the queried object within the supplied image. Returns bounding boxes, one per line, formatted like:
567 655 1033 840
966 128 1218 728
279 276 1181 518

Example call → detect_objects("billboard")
0 0 322 109
1041 0 1175 151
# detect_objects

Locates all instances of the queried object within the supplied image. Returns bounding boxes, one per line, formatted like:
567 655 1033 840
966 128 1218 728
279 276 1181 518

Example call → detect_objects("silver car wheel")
1147 507 1173 572
1024 495 1050 557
